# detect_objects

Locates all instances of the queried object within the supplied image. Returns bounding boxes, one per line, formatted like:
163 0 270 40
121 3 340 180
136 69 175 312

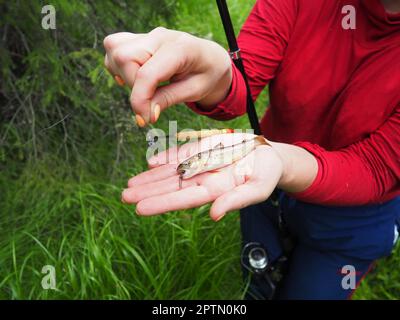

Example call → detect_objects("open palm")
122 133 283 221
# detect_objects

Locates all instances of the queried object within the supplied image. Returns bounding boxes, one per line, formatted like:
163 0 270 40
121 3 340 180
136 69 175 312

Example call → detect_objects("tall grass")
0 158 244 299
0 0 398 299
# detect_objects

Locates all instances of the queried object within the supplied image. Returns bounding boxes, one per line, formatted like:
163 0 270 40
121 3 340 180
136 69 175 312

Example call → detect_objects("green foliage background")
0 0 398 299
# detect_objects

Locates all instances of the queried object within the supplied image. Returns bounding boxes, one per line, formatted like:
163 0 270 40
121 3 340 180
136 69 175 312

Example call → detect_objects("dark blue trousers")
240 194 400 300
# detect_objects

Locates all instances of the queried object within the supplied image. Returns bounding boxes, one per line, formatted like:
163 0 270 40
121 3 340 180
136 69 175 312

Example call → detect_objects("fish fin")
213 142 224 149
255 135 271 146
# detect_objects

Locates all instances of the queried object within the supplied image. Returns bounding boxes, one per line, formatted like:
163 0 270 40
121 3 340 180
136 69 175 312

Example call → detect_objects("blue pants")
240 194 400 300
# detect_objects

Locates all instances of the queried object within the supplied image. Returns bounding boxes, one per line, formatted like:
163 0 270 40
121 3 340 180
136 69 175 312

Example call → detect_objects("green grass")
0 157 244 299
0 0 399 300
0 0 255 300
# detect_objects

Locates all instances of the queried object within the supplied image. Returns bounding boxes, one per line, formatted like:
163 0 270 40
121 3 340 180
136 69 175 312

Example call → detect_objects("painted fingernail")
114 75 125 86
153 103 161 123
152 103 161 123
135 114 146 127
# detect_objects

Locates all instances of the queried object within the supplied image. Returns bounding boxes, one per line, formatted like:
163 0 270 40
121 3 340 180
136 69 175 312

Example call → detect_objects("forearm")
269 141 318 193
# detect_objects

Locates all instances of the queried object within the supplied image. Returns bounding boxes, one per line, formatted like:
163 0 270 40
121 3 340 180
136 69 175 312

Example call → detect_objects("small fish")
177 135 270 187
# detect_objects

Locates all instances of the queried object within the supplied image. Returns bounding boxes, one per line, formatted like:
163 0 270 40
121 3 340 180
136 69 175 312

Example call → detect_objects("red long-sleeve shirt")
188 0 400 206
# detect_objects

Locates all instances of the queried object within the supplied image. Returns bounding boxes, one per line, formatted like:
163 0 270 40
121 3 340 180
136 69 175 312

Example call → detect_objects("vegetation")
0 0 398 299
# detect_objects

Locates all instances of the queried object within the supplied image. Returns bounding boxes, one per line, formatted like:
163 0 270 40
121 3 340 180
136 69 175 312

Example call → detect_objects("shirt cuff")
287 141 324 202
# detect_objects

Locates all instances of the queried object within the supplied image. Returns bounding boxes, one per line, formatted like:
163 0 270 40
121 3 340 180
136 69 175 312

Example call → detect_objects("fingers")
103 32 143 80
209 182 272 221
130 40 195 123
136 185 214 216
209 147 281 221
127 164 177 187
103 32 142 51
104 31 162 88
123 174 199 203
105 45 151 88
150 74 205 113
147 146 180 168
124 164 235 204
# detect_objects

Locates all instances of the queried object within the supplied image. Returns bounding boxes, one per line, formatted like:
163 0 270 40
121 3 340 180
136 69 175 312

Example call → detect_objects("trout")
177 135 270 187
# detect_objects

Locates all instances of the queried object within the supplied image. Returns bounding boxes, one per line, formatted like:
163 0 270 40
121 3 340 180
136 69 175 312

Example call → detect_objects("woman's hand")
103 27 232 126
121 133 284 221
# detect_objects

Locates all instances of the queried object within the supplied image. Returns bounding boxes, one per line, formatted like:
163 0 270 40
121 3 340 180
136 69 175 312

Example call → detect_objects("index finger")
136 185 215 216
127 163 177 187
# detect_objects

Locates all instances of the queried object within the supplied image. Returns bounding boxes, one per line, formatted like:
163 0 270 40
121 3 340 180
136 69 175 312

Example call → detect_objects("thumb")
150 75 205 121
209 182 271 222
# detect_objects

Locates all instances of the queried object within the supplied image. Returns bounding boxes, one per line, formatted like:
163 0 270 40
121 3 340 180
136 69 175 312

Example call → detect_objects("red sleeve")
291 105 400 206
187 0 298 120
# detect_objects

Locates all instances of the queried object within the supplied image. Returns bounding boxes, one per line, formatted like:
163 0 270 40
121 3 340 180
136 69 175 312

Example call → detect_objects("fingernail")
135 114 146 127
121 189 129 204
135 207 141 216
215 214 225 222
151 103 161 123
114 75 125 86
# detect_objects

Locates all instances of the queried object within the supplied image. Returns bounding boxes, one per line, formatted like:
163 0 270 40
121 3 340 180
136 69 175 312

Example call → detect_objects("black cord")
216 0 280 202
216 0 261 135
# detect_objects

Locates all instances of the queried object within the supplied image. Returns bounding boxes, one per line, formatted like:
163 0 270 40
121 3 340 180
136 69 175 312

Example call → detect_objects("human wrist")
196 46 232 109
268 141 318 193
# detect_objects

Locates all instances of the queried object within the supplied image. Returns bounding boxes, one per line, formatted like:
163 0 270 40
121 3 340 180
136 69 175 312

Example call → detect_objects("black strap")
216 0 280 200
216 0 261 135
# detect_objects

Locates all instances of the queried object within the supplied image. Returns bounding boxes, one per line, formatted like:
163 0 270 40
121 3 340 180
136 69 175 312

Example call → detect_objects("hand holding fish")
122 133 318 221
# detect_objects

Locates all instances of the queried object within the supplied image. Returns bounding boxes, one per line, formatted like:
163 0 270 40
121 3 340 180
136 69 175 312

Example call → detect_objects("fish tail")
255 135 271 146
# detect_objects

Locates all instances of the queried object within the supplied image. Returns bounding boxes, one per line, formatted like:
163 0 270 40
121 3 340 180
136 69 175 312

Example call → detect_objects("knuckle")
112 48 128 66
128 190 140 202
136 65 158 82
175 32 191 44
161 89 175 107
135 67 148 80
174 34 192 52
103 35 116 50
130 93 144 110
188 82 202 100
174 34 195 62
150 26 167 35
136 67 147 80
130 94 139 108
